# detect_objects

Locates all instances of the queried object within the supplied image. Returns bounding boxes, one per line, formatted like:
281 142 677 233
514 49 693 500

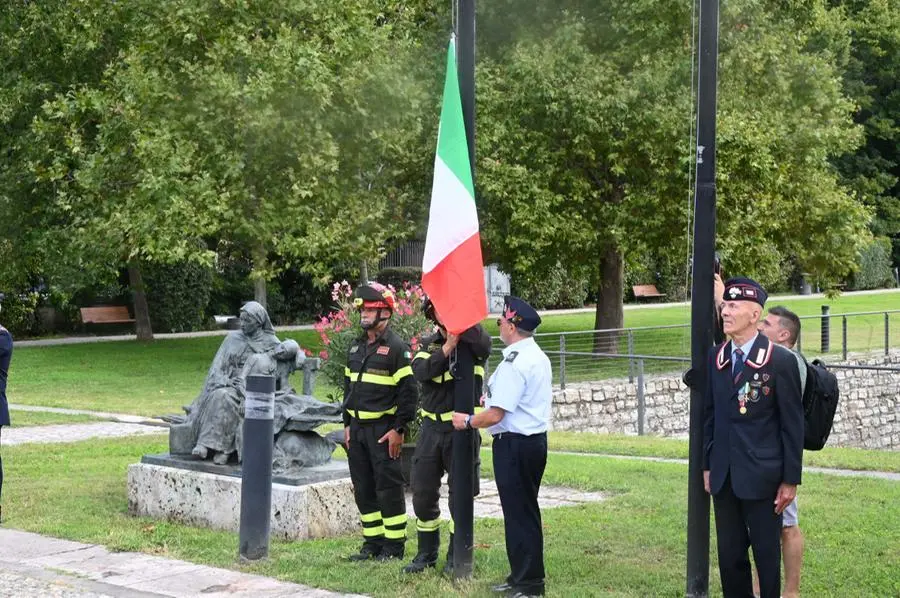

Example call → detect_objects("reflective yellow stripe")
416 519 441 532
359 511 382 523
448 518 455 534
393 366 412 383
384 527 407 539
363 526 385 537
430 371 455 384
356 372 396 386
346 367 397 386
420 408 453 422
474 406 485 414
347 406 398 420
414 351 432 360
382 513 407 527
474 366 485 377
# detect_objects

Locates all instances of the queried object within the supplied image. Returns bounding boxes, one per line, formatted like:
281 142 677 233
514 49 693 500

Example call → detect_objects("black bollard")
820 305 831 354
239 374 275 561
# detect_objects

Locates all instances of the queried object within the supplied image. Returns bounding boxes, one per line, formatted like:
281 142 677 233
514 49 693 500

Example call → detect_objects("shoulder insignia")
377 345 391 356
715 343 730 370
504 351 519 363
403 350 411 359
746 337 773 369
350 344 359 353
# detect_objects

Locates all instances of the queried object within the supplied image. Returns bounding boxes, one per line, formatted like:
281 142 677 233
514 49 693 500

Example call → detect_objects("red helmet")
352 283 395 312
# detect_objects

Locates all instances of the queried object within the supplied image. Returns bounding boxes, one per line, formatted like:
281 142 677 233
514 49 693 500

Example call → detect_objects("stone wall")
551 350 900 450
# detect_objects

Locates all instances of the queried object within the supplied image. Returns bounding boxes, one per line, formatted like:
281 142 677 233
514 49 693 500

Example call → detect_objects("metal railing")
378 240 425 269
487 309 900 389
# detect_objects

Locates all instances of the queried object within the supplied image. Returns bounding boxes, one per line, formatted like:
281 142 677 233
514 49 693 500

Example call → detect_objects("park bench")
632 284 666 301
79 306 135 325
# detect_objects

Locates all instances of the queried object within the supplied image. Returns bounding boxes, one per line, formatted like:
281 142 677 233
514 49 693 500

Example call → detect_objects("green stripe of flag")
436 37 475 199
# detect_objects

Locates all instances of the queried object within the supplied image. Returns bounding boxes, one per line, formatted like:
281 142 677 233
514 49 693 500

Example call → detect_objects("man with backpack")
703 278 805 598
757 306 806 598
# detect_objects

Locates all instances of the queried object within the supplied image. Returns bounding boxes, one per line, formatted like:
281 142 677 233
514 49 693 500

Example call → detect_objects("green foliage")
143 261 213 333
850 236 896 290
0 0 442 304
0 291 40 338
375 267 423 289
512 262 588 309
833 0 900 265
477 0 871 303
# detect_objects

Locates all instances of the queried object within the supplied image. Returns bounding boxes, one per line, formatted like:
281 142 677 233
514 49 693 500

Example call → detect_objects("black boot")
442 533 455 575
347 539 382 562
402 530 439 573
376 539 405 561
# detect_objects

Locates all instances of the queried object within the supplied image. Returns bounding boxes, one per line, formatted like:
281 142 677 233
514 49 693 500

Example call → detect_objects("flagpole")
450 0 477 581
686 0 719 594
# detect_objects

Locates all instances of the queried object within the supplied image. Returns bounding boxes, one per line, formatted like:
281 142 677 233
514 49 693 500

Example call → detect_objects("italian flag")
422 36 488 335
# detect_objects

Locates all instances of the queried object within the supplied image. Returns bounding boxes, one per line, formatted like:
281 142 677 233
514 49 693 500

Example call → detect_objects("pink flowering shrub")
316 280 434 398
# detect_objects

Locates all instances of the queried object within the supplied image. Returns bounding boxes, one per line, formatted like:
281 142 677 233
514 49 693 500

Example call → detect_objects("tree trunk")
252 244 267 308
593 243 624 354
359 259 369 285
128 262 154 341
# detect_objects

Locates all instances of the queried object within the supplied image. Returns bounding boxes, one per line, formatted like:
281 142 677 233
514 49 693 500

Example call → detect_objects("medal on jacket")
738 382 749 414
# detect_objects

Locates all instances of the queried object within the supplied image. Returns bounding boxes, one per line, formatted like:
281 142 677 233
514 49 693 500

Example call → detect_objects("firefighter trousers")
348 418 407 552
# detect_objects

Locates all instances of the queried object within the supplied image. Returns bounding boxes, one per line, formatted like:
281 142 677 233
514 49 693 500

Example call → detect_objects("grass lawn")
7 410 108 427
7 290 898 417
3 435 897 597
536 431 900 473
8 331 336 417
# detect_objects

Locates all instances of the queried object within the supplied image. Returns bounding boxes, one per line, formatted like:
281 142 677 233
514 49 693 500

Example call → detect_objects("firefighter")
343 283 418 561
402 297 491 574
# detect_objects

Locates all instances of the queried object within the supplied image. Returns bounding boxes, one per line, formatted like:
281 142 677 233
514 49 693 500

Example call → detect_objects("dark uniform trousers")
713 474 783 598
348 417 407 552
410 418 482 532
493 431 547 592
411 419 454 530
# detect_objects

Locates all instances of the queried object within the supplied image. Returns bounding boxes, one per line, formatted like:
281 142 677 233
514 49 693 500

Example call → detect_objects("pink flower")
319 350 329 360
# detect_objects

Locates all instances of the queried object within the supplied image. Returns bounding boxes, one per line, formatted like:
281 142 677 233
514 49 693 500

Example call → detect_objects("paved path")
409 476 608 520
1 422 165 447
0 529 362 598
9 404 166 426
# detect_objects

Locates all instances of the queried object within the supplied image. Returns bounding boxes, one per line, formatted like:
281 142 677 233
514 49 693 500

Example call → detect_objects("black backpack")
801 358 840 451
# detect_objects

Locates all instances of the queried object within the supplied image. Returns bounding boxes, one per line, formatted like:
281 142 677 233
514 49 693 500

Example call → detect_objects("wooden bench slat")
633 284 666 299
80 306 136 324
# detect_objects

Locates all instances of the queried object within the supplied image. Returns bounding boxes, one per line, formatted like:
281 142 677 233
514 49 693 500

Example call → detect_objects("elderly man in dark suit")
702 278 804 598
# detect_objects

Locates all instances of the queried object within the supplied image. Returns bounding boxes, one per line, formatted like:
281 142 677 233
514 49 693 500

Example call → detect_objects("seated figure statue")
237 339 343 472
174 301 280 465
165 306 341 474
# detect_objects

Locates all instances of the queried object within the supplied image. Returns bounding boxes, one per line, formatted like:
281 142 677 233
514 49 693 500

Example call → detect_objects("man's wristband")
464 414 473 430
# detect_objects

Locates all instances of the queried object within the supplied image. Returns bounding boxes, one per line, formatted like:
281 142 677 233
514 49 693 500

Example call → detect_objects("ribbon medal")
738 382 750 415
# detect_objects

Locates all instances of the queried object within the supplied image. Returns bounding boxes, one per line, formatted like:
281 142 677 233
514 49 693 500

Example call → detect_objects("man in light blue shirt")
453 296 552 597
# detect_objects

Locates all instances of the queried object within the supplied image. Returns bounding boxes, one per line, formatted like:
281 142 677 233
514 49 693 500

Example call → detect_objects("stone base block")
127 462 358 540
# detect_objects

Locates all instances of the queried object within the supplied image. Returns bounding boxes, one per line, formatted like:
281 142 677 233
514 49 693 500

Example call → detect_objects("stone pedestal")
127 459 358 540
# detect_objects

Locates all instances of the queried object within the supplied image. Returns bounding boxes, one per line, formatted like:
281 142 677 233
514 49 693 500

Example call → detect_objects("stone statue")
234 339 343 473
165 302 341 473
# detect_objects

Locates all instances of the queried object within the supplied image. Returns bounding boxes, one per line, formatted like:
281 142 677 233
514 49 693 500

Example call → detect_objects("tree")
1 0 442 335
833 0 900 265
476 0 868 343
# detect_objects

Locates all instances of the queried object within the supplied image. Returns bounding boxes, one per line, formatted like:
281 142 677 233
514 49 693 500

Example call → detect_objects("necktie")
732 347 745 384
